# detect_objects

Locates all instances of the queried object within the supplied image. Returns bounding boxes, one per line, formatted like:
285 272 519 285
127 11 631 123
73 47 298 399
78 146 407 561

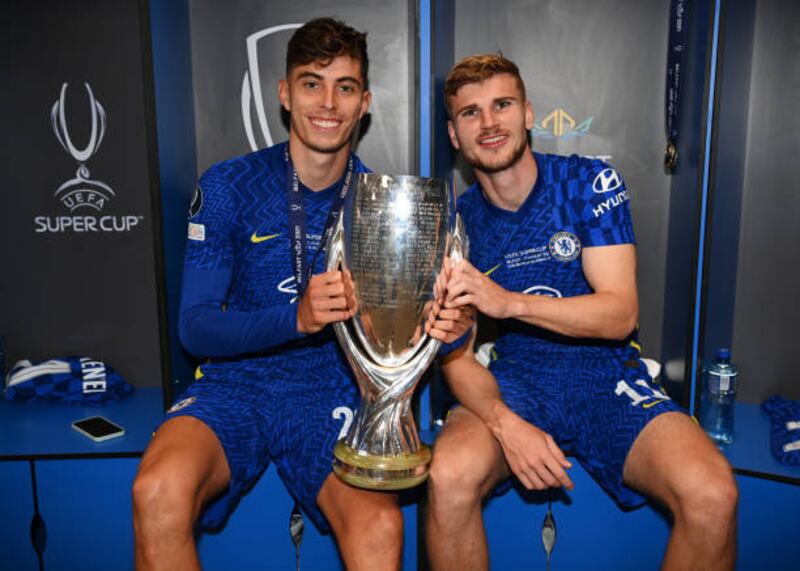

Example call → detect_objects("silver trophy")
326 173 467 490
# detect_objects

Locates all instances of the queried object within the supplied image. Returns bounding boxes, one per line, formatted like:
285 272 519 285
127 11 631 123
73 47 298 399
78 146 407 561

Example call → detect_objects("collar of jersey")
297 173 347 206
477 152 547 222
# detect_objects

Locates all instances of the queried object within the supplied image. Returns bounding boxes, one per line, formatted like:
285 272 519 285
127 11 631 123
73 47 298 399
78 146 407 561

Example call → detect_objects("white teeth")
311 119 340 128
481 135 505 144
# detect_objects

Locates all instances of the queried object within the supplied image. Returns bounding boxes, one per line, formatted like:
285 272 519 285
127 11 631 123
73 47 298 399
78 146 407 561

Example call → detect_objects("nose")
479 109 498 130
321 84 336 110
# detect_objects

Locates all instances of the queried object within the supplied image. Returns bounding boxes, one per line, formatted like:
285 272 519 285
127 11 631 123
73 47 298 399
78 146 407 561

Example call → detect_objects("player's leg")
623 411 738 571
317 474 403 570
425 406 510 571
132 416 231 571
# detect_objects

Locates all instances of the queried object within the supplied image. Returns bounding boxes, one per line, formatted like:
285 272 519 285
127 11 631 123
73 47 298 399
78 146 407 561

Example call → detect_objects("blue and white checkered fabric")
762 396 800 466
4 356 134 404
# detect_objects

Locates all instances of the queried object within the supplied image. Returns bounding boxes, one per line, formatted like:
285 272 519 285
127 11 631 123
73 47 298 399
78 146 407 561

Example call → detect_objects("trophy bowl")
326 173 467 490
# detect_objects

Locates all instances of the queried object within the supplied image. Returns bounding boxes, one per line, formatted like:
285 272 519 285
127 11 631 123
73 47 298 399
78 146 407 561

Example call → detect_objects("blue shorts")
491 356 685 507
162 343 359 533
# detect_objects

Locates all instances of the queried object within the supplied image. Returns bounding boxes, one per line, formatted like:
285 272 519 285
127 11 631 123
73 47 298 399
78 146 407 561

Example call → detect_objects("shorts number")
615 379 670 407
332 406 354 439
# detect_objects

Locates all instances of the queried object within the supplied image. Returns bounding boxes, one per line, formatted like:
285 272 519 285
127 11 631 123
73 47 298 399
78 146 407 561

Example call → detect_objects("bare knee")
133 459 198 533
428 443 501 525
364 500 404 542
328 492 403 549
134 417 229 529
671 458 738 531
429 450 480 506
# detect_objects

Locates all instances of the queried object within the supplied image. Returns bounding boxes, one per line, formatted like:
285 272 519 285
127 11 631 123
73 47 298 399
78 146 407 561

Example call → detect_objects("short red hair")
444 54 526 116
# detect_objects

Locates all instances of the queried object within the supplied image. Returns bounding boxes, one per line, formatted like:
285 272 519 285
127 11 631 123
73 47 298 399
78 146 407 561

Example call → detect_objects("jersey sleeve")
184 165 236 271
178 266 301 358
574 159 636 248
178 164 302 358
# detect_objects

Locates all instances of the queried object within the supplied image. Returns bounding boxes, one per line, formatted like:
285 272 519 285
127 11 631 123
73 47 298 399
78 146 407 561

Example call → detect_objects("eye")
338 84 356 94
460 108 478 118
496 99 512 109
303 80 320 90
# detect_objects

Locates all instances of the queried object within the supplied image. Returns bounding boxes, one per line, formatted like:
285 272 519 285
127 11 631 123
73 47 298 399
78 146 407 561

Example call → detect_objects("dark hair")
444 54 526 116
286 18 369 88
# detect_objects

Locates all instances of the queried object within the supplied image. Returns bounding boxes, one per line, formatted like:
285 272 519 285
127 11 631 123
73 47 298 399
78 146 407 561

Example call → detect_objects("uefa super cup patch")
167 396 196 413
549 232 581 262
188 222 206 241
4 356 134 404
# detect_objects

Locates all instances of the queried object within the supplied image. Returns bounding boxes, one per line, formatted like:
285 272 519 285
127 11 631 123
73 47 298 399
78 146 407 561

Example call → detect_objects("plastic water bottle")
700 348 738 445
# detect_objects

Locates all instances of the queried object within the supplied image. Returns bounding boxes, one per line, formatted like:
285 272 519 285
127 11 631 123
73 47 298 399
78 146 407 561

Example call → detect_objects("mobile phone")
71 416 125 442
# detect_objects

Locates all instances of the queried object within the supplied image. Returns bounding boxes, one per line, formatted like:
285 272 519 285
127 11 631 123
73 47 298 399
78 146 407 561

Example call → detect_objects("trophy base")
332 441 432 490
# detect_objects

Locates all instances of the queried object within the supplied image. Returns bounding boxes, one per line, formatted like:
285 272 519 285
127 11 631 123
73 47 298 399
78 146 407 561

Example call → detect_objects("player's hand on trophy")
342 268 359 316
444 259 512 319
495 407 574 491
425 299 475 343
296 270 358 334
425 259 475 343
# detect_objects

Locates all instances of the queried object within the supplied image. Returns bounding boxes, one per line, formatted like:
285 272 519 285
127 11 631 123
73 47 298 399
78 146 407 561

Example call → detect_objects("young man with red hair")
426 54 738 571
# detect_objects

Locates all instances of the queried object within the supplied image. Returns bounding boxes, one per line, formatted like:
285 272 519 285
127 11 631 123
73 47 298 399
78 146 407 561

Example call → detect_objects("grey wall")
189 0 416 175
732 0 800 402
452 0 673 358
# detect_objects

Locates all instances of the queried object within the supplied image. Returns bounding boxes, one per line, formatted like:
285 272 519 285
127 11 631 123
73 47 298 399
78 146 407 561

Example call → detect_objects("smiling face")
279 55 371 156
447 73 533 175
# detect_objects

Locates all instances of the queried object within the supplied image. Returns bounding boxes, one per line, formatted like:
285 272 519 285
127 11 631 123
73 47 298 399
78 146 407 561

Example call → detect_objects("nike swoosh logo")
250 232 281 243
642 399 668 409
484 263 502 276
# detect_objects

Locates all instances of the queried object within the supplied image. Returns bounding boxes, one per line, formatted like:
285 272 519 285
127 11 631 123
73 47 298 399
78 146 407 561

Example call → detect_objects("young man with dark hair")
426 54 738 571
133 19 464 571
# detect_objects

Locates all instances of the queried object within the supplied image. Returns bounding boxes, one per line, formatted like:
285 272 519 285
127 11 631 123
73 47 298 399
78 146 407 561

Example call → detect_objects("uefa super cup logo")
51 82 114 211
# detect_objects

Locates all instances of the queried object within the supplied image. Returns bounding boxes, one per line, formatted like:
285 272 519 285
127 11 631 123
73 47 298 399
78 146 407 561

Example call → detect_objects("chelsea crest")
549 231 581 262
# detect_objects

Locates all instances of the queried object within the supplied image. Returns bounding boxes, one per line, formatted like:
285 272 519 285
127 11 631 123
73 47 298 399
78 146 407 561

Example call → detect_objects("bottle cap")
717 347 731 360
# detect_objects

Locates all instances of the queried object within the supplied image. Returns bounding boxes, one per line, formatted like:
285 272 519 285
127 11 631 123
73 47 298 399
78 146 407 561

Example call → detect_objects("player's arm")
179 169 312 358
445 244 638 340
440 334 574 490
179 265 305 358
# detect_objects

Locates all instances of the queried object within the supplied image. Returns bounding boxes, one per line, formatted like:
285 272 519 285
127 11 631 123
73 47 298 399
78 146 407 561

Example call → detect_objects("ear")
359 90 372 118
278 79 290 112
447 120 461 150
525 101 534 131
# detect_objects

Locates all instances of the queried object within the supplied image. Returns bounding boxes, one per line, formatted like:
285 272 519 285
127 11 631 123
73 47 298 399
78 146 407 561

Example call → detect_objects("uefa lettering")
34 82 146 234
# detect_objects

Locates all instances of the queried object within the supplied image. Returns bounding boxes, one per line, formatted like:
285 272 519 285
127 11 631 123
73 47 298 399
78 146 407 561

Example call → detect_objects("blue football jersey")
186 141 367 310
183 141 368 369
458 153 641 364
170 142 372 532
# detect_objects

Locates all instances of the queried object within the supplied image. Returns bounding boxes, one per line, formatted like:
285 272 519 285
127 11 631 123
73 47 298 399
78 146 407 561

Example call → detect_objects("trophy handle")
326 212 469 400
448 212 469 263
326 213 440 399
